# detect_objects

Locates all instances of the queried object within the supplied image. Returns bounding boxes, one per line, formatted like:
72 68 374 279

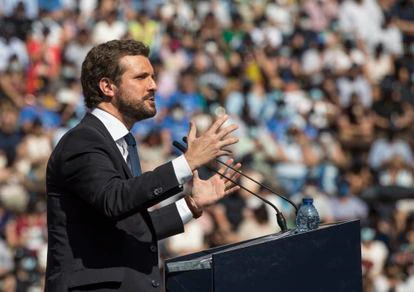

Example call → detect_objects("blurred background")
1 0 414 291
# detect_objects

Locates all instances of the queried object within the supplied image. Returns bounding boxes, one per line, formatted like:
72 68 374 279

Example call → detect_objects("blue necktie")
124 133 142 177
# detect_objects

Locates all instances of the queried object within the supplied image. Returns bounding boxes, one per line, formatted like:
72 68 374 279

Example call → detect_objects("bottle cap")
302 197 313 204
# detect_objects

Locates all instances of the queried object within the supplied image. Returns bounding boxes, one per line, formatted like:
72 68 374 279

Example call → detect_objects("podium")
164 220 362 292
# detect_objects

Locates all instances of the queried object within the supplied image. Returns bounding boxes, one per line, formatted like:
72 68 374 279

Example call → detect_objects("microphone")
172 140 288 233
181 136 298 214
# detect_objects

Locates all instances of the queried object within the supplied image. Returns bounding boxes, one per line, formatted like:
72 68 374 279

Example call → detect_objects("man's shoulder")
54 115 107 153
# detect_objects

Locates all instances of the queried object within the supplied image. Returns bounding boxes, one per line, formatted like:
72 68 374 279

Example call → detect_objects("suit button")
150 244 157 253
153 187 163 196
151 280 160 287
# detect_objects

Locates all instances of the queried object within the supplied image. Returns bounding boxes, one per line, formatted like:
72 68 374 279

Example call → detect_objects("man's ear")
99 78 116 98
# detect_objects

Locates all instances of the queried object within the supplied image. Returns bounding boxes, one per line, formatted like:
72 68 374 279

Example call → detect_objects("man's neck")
96 104 133 130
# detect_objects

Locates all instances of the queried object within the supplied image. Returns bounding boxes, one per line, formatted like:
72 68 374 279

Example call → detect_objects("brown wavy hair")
81 39 150 109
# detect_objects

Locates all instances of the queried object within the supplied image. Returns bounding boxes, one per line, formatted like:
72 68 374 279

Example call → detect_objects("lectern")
165 220 362 292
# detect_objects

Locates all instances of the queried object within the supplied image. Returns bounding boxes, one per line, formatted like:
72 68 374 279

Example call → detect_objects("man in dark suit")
45 39 240 291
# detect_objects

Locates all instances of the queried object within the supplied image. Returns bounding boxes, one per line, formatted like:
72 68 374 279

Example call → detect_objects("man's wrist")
184 196 203 219
184 153 197 171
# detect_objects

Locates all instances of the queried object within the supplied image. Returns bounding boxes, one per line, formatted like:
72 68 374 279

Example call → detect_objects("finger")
227 162 242 180
225 185 240 196
224 172 241 189
187 121 197 142
224 179 234 190
217 158 234 177
207 114 228 134
222 158 234 177
218 136 239 148
233 171 241 182
217 149 234 157
225 175 241 191
217 124 238 140
221 159 238 177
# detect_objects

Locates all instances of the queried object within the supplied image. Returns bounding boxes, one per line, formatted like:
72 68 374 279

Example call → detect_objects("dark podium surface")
165 220 362 292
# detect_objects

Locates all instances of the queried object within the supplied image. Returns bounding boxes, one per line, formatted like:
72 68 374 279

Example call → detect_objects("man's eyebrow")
121 58 155 77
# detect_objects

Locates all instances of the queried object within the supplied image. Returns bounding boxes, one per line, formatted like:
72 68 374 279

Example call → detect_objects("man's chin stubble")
122 106 156 124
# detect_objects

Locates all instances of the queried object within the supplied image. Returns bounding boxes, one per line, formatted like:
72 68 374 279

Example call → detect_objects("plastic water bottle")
295 197 320 232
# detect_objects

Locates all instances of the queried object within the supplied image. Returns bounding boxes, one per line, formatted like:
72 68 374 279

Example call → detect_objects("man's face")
115 55 157 122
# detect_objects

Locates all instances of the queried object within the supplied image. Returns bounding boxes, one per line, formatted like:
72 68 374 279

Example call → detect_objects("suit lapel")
82 113 134 178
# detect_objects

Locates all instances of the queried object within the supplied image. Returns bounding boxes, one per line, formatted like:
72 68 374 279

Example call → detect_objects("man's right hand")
184 114 239 171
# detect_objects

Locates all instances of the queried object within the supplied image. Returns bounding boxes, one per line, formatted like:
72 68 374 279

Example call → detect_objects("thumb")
187 121 197 142
193 169 199 180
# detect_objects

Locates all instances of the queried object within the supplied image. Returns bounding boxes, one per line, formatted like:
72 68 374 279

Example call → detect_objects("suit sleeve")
149 204 184 240
57 127 183 220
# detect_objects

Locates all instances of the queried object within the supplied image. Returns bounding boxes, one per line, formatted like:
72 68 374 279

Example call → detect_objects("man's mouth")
145 94 155 101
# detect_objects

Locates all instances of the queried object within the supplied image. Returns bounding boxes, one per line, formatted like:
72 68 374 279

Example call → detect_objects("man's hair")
81 39 150 109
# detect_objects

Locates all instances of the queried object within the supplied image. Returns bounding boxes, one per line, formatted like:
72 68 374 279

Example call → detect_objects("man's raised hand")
184 115 239 171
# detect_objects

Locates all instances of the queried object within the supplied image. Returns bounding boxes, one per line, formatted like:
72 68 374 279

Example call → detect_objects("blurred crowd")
1 0 414 291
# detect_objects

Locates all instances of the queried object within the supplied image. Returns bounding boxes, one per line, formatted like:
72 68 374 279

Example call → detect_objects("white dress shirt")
91 108 194 224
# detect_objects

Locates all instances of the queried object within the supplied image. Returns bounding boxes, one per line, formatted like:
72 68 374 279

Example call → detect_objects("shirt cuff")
172 155 193 185
176 198 193 224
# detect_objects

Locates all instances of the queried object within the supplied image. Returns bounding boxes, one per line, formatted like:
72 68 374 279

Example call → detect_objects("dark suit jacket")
45 113 185 291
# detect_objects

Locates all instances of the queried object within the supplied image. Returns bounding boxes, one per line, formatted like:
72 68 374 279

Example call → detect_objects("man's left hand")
191 159 241 209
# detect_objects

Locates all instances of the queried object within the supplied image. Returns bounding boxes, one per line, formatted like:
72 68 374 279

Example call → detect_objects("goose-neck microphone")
172 140 288 233
181 136 298 214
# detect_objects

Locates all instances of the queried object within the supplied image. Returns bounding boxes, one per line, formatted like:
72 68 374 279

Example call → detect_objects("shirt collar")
91 108 129 142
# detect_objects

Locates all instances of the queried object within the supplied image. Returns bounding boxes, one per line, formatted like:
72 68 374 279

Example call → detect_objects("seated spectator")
378 155 414 187
361 227 389 277
368 131 413 170
310 132 348 195
205 204 240 248
372 86 414 132
166 219 208 256
16 118 52 177
0 24 29 72
128 9 160 48
159 36 190 75
394 65 414 105
138 130 171 172
0 56 27 108
337 64 372 108
379 15 403 57
91 10 127 45
64 28 94 77
373 263 409 292
346 161 373 196
1 2 33 40
0 200 13 238
272 119 320 195
160 104 190 155
364 43 394 84
0 103 23 166
303 0 339 33
329 179 368 221
198 12 222 42
338 0 383 49
168 70 205 116
337 93 375 149
19 94 61 132
238 202 275 241
0 239 14 277
391 0 414 45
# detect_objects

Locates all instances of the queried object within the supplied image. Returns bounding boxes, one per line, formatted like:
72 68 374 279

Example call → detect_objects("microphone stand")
173 141 288 233
181 136 298 214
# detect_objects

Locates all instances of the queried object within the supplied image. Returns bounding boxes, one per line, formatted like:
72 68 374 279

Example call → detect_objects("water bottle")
295 197 320 232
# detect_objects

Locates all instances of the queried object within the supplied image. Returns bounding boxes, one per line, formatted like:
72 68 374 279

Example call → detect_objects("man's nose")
149 77 157 91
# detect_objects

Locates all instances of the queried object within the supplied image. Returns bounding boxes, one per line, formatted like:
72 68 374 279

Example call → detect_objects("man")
45 39 240 291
